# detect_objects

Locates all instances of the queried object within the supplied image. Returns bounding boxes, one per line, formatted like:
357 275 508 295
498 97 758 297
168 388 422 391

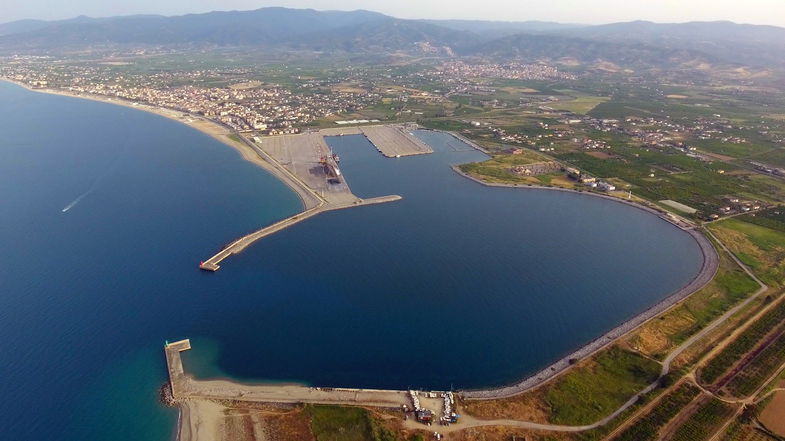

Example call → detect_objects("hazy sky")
2 0 785 26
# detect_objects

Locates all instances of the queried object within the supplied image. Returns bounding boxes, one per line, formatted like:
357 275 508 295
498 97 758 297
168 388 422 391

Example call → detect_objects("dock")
360 125 433 157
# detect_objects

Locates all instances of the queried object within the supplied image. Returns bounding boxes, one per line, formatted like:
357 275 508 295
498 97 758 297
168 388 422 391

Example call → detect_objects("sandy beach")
178 400 227 441
0 78 319 210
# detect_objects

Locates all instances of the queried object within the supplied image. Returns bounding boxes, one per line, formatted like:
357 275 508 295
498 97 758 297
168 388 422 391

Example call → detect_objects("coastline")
451 165 720 399
451 165 695 230
4 76 723 412
0 78 318 211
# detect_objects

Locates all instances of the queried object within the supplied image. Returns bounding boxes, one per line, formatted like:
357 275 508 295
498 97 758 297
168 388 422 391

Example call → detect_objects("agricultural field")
724 330 785 397
759 380 785 438
306 405 406 441
610 383 701 441
668 398 737 441
555 144 783 218
552 95 609 114
698 299 785 386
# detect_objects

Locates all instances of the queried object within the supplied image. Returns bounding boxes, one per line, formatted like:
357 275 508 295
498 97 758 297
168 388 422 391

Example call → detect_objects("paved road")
661 229 768 378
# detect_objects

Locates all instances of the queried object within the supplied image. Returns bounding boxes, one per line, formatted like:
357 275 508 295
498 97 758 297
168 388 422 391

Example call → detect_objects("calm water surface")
0 81 703 440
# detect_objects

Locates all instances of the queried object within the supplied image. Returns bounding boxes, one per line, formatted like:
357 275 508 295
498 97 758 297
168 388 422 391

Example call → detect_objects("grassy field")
458 151 565 185
553 96 609 114
627 249 759 361
544 346 661 425
420 119 472 132
307 405 400 441
719 419 780 441
460 346 660 426
711 217 785 286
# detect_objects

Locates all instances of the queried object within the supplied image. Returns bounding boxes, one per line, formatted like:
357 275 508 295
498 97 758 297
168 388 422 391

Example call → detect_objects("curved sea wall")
452 166 720 399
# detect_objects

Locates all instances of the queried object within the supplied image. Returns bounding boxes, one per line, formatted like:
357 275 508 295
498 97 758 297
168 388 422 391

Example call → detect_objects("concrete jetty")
164 339 191 399
200 195 401 271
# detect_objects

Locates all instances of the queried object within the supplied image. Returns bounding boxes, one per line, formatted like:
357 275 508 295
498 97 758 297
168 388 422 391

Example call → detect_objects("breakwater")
200 195 401 271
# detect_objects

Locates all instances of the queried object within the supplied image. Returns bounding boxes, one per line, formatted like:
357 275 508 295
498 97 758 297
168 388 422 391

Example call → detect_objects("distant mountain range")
1 7 784 69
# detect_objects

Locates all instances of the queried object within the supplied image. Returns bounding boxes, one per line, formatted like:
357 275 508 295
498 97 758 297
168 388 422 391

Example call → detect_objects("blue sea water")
0 80 703 440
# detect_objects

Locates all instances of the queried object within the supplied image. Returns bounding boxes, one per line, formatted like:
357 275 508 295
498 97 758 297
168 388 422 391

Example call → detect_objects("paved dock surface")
360 125 433 157
259 132 357 206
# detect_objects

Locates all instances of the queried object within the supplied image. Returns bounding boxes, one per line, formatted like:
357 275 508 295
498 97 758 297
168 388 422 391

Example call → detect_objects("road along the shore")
461 226 718 399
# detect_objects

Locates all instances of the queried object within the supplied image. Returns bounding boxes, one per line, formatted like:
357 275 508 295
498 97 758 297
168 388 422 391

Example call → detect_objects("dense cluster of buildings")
433 61 576 81
715 197 767 218
1 62 379 134
752 162 785 178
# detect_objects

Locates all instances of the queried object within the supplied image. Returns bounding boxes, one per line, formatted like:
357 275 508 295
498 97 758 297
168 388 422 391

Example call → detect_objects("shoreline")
0 78 318 212
451 165 695 230
452 165 720 399
5 77 721 405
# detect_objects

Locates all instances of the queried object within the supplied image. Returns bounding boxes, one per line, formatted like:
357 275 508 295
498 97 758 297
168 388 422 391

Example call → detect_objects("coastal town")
0 59 384 131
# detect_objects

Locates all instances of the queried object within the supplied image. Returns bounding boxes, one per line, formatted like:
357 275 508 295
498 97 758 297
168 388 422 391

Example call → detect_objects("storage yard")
256 132 358 206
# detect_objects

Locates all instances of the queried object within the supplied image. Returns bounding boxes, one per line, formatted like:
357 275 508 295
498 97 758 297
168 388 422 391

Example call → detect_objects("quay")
359 125 433 157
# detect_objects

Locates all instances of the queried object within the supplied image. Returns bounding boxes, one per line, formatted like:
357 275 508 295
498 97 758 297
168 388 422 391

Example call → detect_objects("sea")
0 80 704 440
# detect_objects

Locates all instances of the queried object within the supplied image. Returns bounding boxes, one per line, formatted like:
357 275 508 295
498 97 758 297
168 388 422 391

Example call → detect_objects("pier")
200 195 401 271
164 339 191 399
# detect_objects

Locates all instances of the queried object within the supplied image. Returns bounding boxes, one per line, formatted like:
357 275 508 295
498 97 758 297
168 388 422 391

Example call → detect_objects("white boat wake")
60 153 124 214
61 190 93 213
